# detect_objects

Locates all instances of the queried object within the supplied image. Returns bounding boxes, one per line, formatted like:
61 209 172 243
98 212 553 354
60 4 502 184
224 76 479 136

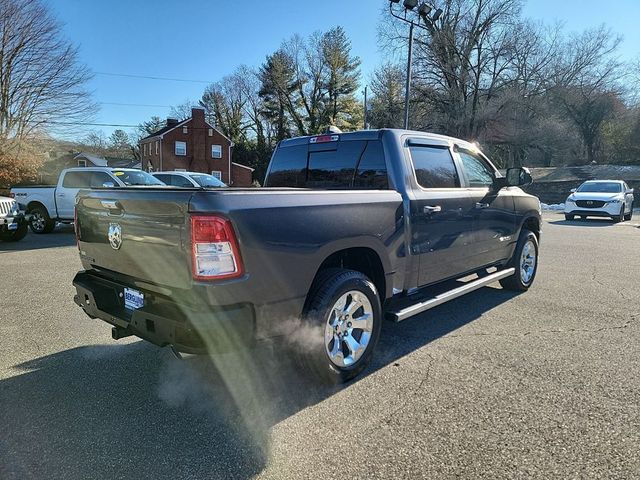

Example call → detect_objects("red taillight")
190 215 244 281
310 134 339 144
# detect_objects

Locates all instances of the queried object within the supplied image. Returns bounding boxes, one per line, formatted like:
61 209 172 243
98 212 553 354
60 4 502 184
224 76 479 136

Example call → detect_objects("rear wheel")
499 229 539 292
29 205 55 234
0 223 28 242
301 269 382 383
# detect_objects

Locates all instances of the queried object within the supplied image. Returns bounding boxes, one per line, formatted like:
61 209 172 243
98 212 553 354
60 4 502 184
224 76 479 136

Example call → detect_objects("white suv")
564 180 634 222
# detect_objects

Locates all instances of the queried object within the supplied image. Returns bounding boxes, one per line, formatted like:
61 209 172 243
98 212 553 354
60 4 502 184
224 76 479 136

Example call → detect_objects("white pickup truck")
11 167 164 233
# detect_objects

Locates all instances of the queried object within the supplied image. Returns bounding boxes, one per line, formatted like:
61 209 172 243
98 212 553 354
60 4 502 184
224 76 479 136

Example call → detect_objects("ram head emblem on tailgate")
108 223 122 250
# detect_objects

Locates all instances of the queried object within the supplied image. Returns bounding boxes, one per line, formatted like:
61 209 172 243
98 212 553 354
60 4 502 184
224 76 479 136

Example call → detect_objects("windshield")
577 182 622 193
191 174 227 188
112 170 165 186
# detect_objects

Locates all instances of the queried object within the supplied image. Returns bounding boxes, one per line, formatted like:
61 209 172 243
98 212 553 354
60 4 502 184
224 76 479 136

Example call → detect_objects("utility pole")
404 22 414 130
363 85 368 129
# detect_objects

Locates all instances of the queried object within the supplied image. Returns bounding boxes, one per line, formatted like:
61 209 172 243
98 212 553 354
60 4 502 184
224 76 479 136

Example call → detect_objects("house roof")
140 119 189 141
75 152 139 169
140 117 231 144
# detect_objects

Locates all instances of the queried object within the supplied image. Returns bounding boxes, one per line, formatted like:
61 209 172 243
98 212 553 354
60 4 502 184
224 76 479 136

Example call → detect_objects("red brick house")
139 107 254 186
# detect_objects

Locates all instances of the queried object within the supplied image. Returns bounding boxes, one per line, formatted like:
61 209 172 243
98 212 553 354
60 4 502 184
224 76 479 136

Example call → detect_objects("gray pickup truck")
73 129 541 382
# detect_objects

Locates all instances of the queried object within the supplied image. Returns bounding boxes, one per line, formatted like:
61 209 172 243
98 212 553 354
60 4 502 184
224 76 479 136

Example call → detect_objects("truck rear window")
266 140 388 189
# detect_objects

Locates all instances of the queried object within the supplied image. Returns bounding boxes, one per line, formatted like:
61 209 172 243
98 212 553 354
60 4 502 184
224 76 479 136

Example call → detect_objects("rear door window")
409 145 460 189
62 171 92 188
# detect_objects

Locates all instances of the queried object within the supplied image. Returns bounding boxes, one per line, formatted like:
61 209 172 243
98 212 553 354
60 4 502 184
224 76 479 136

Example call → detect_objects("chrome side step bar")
387 267 516 322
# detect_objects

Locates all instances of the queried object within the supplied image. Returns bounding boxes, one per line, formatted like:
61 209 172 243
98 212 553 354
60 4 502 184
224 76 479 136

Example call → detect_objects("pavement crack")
366 353 435 432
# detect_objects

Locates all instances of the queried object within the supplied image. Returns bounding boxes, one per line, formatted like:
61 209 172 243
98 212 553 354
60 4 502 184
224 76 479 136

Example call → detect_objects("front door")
455 147 517 268
407 142 476 287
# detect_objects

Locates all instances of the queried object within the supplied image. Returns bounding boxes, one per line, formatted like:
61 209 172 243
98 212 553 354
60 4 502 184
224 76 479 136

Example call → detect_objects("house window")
175 141 186 156
155 141 158 155
143 143 147 155
183 126 188 134
211 171 222 180
208 128 213 136
212 144 222 159
77 159 87 167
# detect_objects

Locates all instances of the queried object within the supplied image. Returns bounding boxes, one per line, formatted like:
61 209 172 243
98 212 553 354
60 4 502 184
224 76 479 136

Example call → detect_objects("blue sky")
49 0 640 140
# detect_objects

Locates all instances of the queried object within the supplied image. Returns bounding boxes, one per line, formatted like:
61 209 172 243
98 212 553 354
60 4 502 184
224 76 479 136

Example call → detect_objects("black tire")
0 223 28 242
300 269 382 384
624 205 633 221
499 229 539 292
29 205 55 234
614 205 624 223
565 214 574 221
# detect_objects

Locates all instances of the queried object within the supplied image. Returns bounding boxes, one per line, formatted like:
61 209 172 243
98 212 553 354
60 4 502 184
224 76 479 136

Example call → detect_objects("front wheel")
624 205 633 221
499 229 539 291
0 223 28 242
301 269 382 383
614 205 625 223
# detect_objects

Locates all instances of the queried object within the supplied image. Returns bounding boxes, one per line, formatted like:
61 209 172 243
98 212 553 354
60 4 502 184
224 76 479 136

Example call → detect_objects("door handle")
423 205 442 214
57 193 65 197
475 202 490 209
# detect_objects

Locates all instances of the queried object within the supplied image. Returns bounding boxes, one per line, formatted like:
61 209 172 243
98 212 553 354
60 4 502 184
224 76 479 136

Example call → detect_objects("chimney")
166 118 179 127
191 107 205 124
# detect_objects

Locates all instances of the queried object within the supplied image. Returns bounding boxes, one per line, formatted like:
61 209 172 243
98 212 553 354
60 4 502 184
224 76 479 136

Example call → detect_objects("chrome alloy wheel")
324 291 374 368
31 211 46 232
520 239 537 285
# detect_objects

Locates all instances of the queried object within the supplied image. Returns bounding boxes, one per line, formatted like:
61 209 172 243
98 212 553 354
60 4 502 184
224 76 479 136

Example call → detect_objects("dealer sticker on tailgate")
124 287 144 310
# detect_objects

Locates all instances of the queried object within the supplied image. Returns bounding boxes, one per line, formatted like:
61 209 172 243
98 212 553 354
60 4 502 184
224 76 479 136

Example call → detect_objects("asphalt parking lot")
1 214 639 479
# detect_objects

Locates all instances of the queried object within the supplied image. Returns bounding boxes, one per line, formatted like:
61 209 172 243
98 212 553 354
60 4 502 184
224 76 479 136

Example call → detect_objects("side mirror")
505 167 532 187
102 182 115 188
626 189 634 194
570 188 577 193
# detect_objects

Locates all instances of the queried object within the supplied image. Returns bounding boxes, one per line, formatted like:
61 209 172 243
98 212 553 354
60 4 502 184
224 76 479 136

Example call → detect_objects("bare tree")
0 0 94 140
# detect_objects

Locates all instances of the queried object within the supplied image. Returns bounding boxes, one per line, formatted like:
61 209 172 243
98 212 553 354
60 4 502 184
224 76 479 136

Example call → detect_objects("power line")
99 102 173 108
94 71 213 84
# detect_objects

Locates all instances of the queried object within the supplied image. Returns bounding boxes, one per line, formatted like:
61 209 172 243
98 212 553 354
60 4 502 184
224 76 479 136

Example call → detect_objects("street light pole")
404 21 414 130
389 1 442 130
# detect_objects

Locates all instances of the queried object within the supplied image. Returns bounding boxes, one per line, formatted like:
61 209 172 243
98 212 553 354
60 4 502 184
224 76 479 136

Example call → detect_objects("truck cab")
11 168 164 233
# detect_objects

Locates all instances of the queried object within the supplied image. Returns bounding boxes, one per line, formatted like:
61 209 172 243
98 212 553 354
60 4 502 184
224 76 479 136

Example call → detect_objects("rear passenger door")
406 140 476 287
59 171 116 219
455 147 517 267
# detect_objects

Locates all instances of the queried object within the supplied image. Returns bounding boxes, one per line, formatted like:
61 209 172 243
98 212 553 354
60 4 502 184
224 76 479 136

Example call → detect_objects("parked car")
564 180 634 222
0 195 29 242
152 171 227 188
11 167 165 234
72 128 541 383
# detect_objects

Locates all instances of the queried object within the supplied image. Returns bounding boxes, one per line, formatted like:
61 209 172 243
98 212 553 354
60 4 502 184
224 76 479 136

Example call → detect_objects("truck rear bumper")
73 271 255 354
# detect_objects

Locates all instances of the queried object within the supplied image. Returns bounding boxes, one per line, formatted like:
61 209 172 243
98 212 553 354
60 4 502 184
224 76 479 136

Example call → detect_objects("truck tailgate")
76 189 194 289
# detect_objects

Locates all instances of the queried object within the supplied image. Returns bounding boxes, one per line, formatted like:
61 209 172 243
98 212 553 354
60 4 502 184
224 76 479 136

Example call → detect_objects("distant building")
75 152 140 169
138 107 254 186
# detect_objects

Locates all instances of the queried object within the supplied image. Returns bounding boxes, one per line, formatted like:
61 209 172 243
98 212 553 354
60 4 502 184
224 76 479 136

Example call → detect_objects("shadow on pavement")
0 285 518 480
548 218 617 227
0 224 75 252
